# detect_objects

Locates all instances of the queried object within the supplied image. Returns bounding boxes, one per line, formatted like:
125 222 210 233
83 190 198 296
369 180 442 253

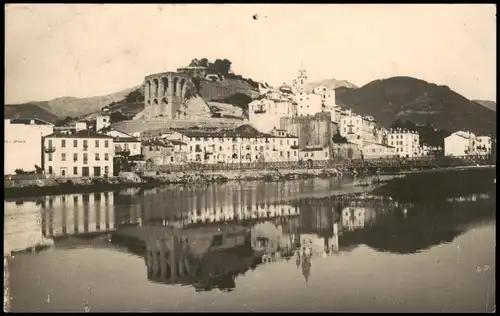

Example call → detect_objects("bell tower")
296 61 308 94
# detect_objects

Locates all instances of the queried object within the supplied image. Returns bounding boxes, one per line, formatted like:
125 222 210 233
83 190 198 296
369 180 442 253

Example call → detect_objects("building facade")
298 146 330 162
4 118 54 175
444 131 477 157
177 125 299 164
387 128 421 158
361 142 397 159
42 130 114 177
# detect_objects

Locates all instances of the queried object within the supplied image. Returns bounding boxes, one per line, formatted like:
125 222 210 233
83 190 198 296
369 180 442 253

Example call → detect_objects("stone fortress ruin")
143 72 192 119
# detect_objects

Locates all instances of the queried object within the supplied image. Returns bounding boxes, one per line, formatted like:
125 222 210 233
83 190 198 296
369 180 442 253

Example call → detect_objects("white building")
361 142 397 159
295 93 323 117
248 91 296 133
298 146 330 162
42 130 114 177
387 128 421 158
444 131 477 157
291 68 323 117
312 86 336 108
339 113 363 145
100 127 142 157
178 125 299 164
4 118 54 175
96 114 111 131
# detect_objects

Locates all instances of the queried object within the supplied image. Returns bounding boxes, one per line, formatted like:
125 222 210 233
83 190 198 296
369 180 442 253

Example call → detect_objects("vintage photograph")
4 4 496 313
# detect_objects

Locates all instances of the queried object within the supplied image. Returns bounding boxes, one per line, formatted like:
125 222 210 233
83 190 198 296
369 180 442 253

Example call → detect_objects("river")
4 173 496 312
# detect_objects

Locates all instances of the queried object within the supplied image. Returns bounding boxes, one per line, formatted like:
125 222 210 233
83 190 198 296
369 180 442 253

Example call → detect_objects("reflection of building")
40 192 115 238
4 201 50 254
141 228 259 291
4 118 54 175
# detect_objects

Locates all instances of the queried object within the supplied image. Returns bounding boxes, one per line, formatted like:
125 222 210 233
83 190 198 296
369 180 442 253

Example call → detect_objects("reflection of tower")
301 255 311 285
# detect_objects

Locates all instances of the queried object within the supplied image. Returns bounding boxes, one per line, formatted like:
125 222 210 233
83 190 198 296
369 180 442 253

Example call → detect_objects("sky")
5 4 497 104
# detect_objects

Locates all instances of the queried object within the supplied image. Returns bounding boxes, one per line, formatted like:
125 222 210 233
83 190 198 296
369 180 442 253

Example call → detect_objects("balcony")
43 146 56 153
290 145 299 150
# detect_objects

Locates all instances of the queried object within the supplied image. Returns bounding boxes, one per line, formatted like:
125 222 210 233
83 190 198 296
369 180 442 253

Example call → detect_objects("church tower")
292 66 308 95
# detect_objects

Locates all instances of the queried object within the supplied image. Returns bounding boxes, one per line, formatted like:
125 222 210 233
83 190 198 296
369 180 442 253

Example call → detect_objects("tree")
110 111 127 123
209 59 232 75
124 89 144 103
332 131 348 143
198 58 209 67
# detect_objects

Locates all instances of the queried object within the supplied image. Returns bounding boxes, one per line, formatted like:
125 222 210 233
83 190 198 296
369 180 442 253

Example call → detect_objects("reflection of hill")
372 168 496 202
339 196 495 254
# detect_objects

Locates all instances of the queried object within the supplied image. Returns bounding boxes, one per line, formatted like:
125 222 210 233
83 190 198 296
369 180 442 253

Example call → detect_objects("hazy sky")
5 4 496 104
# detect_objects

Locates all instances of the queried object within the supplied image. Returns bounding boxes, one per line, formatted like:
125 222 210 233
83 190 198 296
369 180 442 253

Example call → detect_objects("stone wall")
280 112 334 155
199 80 260 101
112 118 247 135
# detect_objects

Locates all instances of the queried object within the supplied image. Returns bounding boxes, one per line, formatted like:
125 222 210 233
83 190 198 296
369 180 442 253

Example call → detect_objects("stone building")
280 112 334 157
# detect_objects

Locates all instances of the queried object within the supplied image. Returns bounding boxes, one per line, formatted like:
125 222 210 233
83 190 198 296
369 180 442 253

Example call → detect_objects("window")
61 139 66 148
95 140 99 148
95 153 100 161
48 166 53 174
73 166 78 175
73 139 78 147
48 139 53 147
48 153 53 161
104 166 109 174
61 153 66 161
104 140 109 148
83 140 88 151
61 169 66 176
171 157 174 162
104 153 109 161
73 153 78 162
83 153 88 164
133 144 137 149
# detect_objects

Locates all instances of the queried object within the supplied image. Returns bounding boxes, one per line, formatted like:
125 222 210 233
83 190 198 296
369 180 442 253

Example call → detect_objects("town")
4 65 495 179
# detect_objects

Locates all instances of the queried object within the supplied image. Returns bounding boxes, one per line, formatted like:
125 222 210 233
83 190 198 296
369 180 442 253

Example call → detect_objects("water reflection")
4 182 495 294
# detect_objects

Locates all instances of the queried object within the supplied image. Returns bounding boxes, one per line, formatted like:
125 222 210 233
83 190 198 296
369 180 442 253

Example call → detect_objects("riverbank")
4 168 345 199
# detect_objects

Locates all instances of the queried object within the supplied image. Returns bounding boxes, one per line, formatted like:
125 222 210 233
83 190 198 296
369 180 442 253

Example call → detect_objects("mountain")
4 86 140 123
473 100 496 112
4 103 60 123
335 76 496 136
308 79 358 91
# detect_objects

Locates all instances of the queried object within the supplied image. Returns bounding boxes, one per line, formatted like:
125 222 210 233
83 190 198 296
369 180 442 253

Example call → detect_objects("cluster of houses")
4 67 494 178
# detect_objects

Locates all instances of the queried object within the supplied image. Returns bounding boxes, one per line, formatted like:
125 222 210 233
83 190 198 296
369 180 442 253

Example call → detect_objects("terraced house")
42 130 114 178
176 125 299 164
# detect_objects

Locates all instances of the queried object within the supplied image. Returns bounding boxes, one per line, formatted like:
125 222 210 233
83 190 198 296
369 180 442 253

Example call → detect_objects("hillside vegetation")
336 77 496 135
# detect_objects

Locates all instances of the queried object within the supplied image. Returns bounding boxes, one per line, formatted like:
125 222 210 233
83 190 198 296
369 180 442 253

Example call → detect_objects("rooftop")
45 130 113 139
300 146 326 152
7 117 53 126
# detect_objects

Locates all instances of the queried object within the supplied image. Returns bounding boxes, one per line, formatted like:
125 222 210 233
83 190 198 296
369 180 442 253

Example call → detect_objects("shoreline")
3 165 495 200
4 168 345 199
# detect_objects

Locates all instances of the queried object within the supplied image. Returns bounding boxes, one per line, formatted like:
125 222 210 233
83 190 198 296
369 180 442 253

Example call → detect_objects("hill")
473 100 496 112
308 78 358 91
4 86 140 123
4 103 60 123
335 76 496 136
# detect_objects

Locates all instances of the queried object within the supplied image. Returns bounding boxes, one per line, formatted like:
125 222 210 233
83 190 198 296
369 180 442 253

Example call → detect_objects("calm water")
5 175 496 312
